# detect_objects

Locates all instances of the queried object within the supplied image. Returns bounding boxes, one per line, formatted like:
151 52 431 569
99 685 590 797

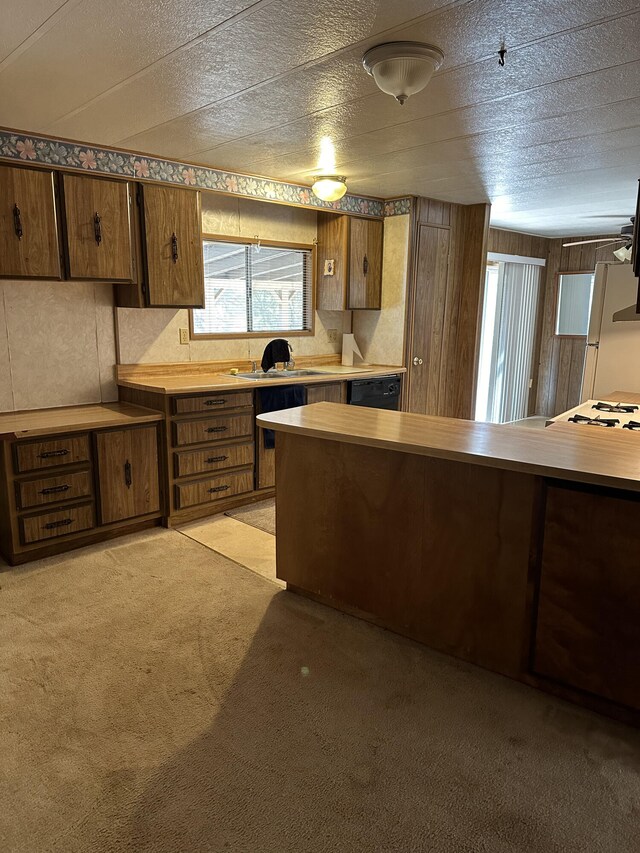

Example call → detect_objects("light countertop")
257 402 640 492
0 402 163 441
117 364 405 394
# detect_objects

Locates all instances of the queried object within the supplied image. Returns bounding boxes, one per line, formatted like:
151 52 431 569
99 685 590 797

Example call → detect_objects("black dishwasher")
347 376 401 410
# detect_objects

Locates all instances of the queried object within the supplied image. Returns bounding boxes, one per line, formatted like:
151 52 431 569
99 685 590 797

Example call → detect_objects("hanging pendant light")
362 41 444 105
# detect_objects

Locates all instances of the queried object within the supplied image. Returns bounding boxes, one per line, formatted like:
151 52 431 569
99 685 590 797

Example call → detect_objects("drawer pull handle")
38 449 69 459
206 455 228 463
39 484 70 495
204 399 226 406
171 232 179 263
208 484 230 493
124 460 132 488
205 426 227 433
13 204 23 239
44 518 73 530
94 212 102 245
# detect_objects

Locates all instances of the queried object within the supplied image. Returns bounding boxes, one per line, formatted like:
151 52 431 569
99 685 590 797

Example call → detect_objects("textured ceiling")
1 0 639 236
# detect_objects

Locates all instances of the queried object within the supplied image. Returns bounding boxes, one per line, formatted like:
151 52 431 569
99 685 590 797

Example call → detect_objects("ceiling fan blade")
598 241 628 251
562 237 619 247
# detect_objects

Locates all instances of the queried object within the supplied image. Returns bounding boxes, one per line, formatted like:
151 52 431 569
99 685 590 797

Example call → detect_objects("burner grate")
622 420 640 431
568 414 619 427
592 401 639 414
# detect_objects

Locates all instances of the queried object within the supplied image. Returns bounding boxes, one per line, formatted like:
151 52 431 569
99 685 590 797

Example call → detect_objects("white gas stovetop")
549 399 640 431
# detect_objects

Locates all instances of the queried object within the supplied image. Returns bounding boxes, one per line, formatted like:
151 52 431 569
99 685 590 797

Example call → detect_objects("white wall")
0 281 117 412
116 195 344 365
352 214 410 366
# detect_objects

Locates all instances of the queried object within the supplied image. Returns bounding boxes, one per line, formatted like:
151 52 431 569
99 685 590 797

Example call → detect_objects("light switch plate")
327 329 338 344
179 328 189 345
324 259 335 276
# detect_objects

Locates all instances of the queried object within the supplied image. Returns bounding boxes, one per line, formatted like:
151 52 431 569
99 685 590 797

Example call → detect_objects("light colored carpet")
225 498 276 535
1 527 639 853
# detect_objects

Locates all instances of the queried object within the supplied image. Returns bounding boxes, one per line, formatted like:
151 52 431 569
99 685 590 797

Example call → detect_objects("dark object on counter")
258 385 305 448
261 339 291 373
347 376 401 410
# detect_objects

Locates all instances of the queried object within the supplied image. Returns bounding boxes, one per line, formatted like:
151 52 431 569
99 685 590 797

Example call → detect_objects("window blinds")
192 239 313 336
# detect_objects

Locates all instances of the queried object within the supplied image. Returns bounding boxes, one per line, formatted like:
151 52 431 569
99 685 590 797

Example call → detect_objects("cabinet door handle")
363 254 369 275
124 460 132 488
204 399 226 407
206 455 228 463
171 232 179 263
208 484 230 493
39 484 70 495
44 518 72 530
13 204 23 239
38 448 69 459
94 212 102 245
205 426 227 433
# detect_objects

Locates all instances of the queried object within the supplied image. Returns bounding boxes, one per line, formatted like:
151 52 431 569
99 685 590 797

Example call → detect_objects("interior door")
96 426 160 523
63 174 134 280
406 224 450 414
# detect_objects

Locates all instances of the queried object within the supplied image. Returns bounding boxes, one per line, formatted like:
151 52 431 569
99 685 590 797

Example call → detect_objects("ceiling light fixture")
311 136 347 202
311 175 348 202
362 41 444 105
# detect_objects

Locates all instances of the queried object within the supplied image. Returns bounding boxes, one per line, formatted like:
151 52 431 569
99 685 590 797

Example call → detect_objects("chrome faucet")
251 360 258 372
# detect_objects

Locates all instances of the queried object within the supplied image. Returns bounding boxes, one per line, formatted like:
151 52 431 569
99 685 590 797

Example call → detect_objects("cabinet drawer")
20 502 95 545
174 442 254 478
173 414 254 447
175 470 254 509
16 469 92 510
14 435 90 473
173 391 253 415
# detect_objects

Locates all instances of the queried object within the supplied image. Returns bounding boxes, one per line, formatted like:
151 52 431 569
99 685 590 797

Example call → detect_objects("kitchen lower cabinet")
0 164 61 279
0 405 163 566
306 382 346 404
95 426 160 523
533 482 640 711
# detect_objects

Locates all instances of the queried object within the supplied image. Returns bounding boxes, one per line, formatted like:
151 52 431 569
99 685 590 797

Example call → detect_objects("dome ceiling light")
362 41 444 105
311 136 347 202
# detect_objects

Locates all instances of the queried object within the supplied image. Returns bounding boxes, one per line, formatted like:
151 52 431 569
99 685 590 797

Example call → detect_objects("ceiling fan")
562 216 635 258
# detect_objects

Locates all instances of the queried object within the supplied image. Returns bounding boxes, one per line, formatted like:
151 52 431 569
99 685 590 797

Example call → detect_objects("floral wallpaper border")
0 129 411 218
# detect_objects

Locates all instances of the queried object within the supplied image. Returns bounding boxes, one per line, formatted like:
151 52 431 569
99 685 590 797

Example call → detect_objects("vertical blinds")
192 239 313 335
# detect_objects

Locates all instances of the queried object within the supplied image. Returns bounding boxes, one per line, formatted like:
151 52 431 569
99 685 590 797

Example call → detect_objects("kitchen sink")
230 369 329 380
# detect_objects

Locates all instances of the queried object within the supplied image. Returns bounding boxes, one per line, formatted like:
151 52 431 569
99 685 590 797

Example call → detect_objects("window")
555 272 595 336
191 238 314 337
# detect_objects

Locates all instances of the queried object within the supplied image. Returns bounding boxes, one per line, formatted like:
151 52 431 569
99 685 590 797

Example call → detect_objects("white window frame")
190 234 316 339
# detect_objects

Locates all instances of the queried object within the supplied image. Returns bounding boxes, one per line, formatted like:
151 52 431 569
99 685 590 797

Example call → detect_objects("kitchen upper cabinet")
316 212 383 310
95 425 160 524
348 217 383 309
140 184 204 308
0 164 61 279
62 174 135 281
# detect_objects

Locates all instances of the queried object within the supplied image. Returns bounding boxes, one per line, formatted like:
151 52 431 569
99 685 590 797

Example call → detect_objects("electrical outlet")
327 328 338 344
179 328 189 345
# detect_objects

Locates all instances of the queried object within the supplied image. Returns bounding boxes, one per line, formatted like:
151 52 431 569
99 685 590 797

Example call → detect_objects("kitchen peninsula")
257 401 640 724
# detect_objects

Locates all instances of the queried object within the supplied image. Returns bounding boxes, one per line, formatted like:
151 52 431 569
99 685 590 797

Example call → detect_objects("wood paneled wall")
536 237 612 416
404 197 490 419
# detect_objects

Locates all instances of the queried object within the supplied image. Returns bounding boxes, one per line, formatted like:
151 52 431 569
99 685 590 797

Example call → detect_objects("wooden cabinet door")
63 174 134 280
533 483 640 710
348 218 383 309
141 185 204 307
0 165 61 279
316 213 349 310
96 426 160 524
306 382 345 404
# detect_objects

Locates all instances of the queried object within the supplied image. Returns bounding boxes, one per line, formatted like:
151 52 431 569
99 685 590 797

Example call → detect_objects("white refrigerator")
581 262 640 401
